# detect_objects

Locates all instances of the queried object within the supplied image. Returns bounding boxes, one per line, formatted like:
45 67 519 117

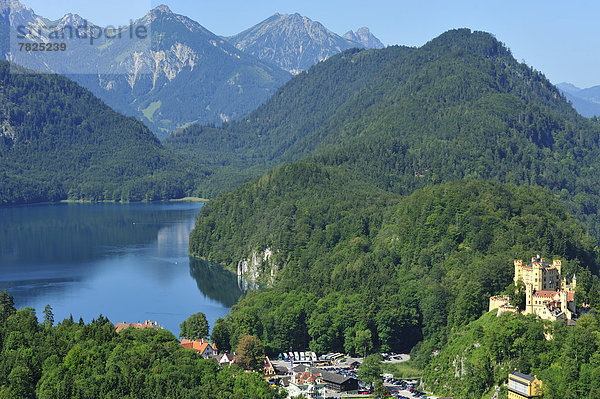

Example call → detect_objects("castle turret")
562 273 577 293
560 291 568 315
525 283 534 315
532 258 543 291
514 259 523 285
553 259 562 276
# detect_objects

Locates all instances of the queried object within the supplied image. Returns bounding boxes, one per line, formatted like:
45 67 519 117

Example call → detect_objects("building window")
508 379 529 395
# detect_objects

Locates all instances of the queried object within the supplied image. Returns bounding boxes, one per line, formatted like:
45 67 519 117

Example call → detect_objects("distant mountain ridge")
343 27 384 49
226 13 383 74
557 82 600 117
172 29 591 196
0 1 292 138
2 0 385 136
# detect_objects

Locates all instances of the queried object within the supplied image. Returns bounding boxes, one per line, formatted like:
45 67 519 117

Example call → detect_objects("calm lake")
0 202 244 335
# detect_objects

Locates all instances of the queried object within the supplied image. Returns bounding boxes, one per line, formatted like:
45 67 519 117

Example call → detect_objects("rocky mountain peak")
0 0 39 27
0 0 26 14
152 4 173 14
57 12 94 28
227 12 362 74
138 4 175 25
343 27 384 49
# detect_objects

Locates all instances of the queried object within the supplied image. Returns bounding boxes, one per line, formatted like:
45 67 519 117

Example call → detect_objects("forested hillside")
173 29 600 237
193 176 600 362
423 310 600 399
0 291 283 399
0 62 205 205
188 30 600 364
165 46 413 190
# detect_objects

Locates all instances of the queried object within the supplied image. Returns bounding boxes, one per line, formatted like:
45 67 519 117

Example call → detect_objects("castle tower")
562 273 577 293
525 283 534 315
532 258 543 291
562 274 569 291
553 259 562 276
514 259 523 285
560 291 568 315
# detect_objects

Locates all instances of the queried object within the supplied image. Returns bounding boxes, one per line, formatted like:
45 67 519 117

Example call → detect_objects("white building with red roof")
287 371 325 399
180 338 218 358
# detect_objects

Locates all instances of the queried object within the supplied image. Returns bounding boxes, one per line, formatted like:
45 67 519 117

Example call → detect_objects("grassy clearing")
382 361 423 379
142 101 162 122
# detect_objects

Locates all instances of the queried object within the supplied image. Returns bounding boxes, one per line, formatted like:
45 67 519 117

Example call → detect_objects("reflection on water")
0 202 243 334
0 202 179 266
188 258 247 308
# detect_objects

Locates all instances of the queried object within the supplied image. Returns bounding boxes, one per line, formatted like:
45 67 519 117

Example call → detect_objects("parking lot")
384 378 427 399
271 352 435 399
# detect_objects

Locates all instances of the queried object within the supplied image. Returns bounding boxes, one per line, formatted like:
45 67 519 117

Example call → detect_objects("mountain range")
226 13 383 74
189 27 600 272
1 1 292 138
172 29 600 223
557 82 600 118
1 0 384 137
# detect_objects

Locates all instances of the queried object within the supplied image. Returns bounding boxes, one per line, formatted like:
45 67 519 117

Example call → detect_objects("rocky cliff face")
236 247 280 287
343 27 385 49
226 13 366 74
0 0 38 28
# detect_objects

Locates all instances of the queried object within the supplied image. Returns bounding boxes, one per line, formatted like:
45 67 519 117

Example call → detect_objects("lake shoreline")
2 197 208 209
59 197 208 204
0 201 236 335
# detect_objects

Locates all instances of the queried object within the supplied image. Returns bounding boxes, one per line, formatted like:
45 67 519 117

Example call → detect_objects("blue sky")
20 0 599 88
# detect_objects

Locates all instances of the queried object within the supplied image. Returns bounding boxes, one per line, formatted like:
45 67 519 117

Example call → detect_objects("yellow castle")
490 256 577 322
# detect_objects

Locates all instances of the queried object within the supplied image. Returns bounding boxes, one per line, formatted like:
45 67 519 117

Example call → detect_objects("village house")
287 370 326 399
216 352 236 366
180 338 218 358
264 356 276 377
292 365 359 394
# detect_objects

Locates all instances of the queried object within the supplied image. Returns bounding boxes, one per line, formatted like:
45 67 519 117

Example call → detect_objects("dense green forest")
0 61 208 205
166 45 414 166
192 175 600 360
424 310 600 399
0 291 283 399
171 30 600 237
